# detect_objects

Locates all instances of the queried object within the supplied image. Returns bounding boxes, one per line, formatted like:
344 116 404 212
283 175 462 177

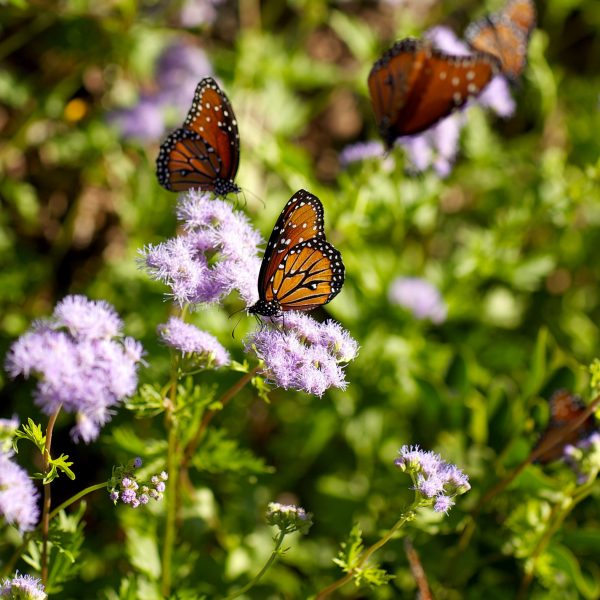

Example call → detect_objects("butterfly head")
214 178 241 197
247 299 282 318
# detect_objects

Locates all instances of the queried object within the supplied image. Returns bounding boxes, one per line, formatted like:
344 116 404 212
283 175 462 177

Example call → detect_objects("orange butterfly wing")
466 0 535 81
368 38 498 147
156 77 240 195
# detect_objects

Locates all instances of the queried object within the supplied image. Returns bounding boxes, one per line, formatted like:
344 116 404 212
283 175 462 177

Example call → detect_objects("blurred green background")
1 0 600 597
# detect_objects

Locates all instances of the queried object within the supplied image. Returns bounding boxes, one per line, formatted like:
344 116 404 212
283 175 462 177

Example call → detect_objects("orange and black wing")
534 390 597 464
156 77 240 195
466 0 535 81
368 38 498 147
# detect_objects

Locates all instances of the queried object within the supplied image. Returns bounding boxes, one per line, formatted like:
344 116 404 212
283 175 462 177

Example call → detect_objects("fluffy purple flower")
244 313 358 397
0 572 46 600
395 445 470 514
109 462 167 508
392 26 515 177
5 296 144 443
158 317 230 367
339 141 386 167
178 0 225 28
563 431 600 484
266 502 313 535
0 454 40 533
107 96 167 142
109 42 212 141
141 190 262 307
389 277 447 324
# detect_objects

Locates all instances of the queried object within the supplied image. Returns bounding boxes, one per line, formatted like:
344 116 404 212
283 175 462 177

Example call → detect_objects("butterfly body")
466 0 536 81
368 38 498 148
248 190 345 317
156 77 240 195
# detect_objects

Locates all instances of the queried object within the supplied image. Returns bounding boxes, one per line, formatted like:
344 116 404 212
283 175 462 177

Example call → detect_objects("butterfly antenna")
229 306 247 339
242 186 266 209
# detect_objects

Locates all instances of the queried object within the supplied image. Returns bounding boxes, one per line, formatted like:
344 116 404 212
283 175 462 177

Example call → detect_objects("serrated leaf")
191 428 273 475
333 523 364 572
14 418 46 454
125 382 166 417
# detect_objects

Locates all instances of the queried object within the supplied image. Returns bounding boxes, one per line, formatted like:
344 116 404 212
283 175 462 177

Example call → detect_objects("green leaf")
332 523 364 572
46 453 76 482
13 418 46 454
125 382 166 417
191 428 273 475
125 527 161 581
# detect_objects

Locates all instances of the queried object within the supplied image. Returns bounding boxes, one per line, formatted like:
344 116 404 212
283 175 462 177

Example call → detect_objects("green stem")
41 405 62 586
48 482 107 521
314 508 416 599
161 354 180 597
224 531 286 600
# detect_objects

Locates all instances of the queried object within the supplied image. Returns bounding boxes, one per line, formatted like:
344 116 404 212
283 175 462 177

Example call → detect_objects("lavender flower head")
141 190 263 308
109 41 212 141
178 0 225 28
563 432 600 484
266 502 313 535
392 26 515 177
5 295 144 443
339 141 386 167
244 312 359 397
0 572 46 600
158 317 230 367
108 460 167 508
389 277 447 324
395 445 470 515
0 453 40 533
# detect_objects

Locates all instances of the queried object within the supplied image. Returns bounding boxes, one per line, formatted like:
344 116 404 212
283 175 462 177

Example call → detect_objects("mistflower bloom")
392 26 515 177
158 317 230 367
178 0 225 27
141 190 263 307
563 432 600 484
0 416 19 454
5 295 144 443
266 502 313 535
244 312 359 397
0 453 40 533
395 445 470 514
108 460 167 508
339 141 386 167
389 277 447 324
0 572 46 600
109 41 212 141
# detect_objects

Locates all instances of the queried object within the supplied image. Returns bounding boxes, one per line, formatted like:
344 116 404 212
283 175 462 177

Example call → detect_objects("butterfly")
465 0 536 81
533 389 598 464
156 77 240 196
248 189 345 317
368 37 499 149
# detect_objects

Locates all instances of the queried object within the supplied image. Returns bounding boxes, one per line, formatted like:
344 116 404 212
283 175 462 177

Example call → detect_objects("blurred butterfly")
466 0 536 81
534 389 598 464
248 189 345 317
368 37 499 149
156 77 240 196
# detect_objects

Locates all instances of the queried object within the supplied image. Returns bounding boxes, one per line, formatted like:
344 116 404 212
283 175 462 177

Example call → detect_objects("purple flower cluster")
108 42 212 142
564 432 600 484
0 453 40 533
244 313 359 397
0 572 46 600
395 445 470 515
178 0 224 27
108 459 168 509
266 502 313 535
158 317 230 367
388 277 447 324
5 295 144 443
141 190 263 307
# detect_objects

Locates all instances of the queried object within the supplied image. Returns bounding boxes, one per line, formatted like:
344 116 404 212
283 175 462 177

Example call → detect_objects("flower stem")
314 509 416 599
48 482 107 520
223 531 286 600
181 364 262 469
161 355 180 597
41 405 61 586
